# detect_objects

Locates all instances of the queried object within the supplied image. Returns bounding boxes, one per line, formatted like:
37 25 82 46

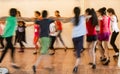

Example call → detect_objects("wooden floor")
0 48 120 74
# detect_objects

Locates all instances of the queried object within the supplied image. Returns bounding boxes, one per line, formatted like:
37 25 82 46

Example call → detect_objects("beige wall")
85 0 120 49
0 0 120 48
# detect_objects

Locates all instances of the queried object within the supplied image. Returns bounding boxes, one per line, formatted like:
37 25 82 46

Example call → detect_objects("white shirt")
72 16 87 38
111 15 119 32
49 22 59 36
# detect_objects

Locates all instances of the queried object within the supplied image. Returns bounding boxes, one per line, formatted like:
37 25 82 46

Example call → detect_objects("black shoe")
92 64 96 69
32 65 36 73
113 54 119 58
73 66 78 73
100 57 107 62
88 62 93 65
11 64 20 69
49 52 55 55
33 51 37 54
64 47 68 52
103 59 110 65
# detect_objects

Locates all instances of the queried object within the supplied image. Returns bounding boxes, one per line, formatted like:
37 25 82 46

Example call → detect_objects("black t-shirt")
35 18 54 38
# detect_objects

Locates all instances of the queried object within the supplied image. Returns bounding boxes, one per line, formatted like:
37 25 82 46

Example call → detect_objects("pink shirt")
99 15 111 34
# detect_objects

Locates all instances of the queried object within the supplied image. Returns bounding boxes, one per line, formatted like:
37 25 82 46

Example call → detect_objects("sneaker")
33 51 37 54
32 65 36 73
49 50 55 55
92 64 96 69
103 59 110 65
88 62 93 65
11 63 20 69
113 53 119 58
100 57 107 62
73 66 78 73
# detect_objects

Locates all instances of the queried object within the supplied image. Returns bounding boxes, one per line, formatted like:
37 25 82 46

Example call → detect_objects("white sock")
75 58 80 67
115 52 119 55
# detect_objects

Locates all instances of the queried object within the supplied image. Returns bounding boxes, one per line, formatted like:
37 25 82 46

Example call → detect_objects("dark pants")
19 41 24 49
110 31 119 53
0 36 15 63
49 36 56 50
0 36 4 48
72 36 83 58
57 31 66 46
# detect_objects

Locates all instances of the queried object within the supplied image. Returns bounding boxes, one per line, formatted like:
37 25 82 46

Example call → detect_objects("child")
15 21 26 52
14 11 26 52
33 11 41 54
0 8 20 68
32 10 54 73
49 22 58 55
107 8 120 58
55 11 67 49
57 7 87 73
97 7 111 65
0 21 5 49
85 8 98 69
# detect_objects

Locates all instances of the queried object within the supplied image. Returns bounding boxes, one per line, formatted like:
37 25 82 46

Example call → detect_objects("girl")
58 7 87 73
0 21 5 49
0 8 20 68
55 11 67 50
49 10 67 55
32 10 54 73
49 22 58 55
15 11 26 52
15 21 26 52
97 7 111 65
33 11 41 54
107 8 120 58
85 8 98 69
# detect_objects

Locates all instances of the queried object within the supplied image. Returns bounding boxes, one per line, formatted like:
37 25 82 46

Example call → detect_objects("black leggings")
57 31 66 46
0 36 15 63
49 36 56 50
110 31 119 53
0 36 4 48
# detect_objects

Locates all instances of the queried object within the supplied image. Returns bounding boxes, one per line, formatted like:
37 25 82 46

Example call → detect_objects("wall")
85 0 120 49
0 0 120 48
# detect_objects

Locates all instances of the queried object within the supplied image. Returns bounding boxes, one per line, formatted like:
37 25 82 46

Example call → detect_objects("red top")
55 20 62 31
99 16 111 34
86 18 97 36
34 24 40 37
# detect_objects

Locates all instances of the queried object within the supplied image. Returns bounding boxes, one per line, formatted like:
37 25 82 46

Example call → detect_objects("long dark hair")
98 7 106 16
90 8 98 26
74 7 80 26
107 8 119 22
85 8 98 26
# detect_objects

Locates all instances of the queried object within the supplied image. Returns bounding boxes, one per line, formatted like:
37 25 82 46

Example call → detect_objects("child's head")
9 8 17 17
18 21 25 26
85 8 91 16
107 8 115 16
42 10 48 18
107 8 118 22
55 10 60 17
34 11 41 18
17 11 21 17
98 7 106 16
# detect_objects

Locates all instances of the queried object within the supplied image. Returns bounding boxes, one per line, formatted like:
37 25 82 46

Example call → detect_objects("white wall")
0 0 83 48
0 0 120 48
